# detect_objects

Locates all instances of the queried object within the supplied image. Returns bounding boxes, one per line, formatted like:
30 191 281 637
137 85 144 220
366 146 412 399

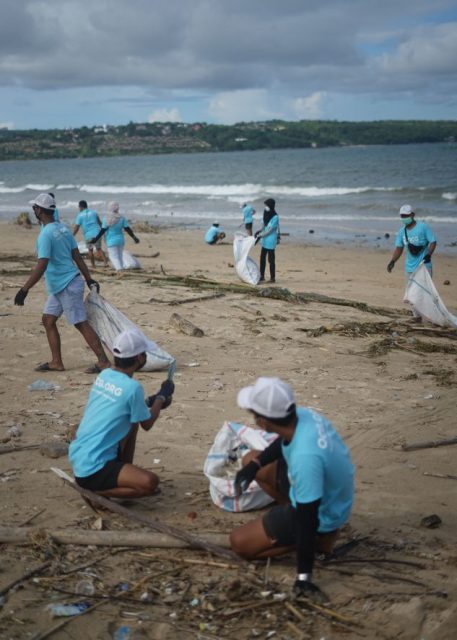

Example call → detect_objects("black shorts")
245 222 253 232
75 459 124 491
263 504 339 550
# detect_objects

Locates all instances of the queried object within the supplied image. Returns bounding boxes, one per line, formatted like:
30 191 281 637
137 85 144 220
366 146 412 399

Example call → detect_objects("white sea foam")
26 183 54 191
442 192 457 200
56 184 78 190
0 186 25 193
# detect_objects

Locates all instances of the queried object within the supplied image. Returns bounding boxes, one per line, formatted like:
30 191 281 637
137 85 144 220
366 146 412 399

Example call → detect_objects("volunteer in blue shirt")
255 198 280 283
69 330 175 499
204 222 226 245
242 203 256 236
14 193 110 374
230 377 354 602
73 200 109 268
387 204 437 320
89 202 139 272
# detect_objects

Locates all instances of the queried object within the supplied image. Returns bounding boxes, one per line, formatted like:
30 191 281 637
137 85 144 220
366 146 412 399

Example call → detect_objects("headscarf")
107 201 122 227
263 198 276 226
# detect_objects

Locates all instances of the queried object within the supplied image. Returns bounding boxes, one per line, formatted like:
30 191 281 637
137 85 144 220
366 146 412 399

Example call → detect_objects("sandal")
34 362 65 372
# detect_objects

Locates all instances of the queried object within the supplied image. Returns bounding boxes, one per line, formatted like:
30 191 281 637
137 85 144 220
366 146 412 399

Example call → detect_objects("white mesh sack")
85 290 175 371
404 264 457 327
204 421 278 512
233 232 260 285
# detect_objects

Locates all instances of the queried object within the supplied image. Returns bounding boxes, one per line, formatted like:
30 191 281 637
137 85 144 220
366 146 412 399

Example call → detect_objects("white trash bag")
85 290 175 371
404 264 457 327
78 241 89 255
233 232 260 285
122 250 142 270
204 421 278 512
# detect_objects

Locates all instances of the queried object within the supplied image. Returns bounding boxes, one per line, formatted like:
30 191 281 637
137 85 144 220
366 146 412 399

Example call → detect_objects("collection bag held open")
233 233 260 285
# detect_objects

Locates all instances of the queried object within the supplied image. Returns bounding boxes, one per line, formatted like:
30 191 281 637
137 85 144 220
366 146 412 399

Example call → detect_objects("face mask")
264 206 270 213
401 217 413 226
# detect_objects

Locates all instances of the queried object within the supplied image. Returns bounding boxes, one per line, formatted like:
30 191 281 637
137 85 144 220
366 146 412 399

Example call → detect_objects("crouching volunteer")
69 330 175 499
229 377 354 600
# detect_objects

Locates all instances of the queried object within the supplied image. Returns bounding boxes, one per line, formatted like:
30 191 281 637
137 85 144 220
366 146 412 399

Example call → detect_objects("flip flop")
34 362 65 372
84 364 102 374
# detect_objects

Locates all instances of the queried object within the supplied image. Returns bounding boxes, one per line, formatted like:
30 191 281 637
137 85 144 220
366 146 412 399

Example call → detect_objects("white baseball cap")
32 193 56 210
112 330 148 358
237 377 295 419
399 204 413 216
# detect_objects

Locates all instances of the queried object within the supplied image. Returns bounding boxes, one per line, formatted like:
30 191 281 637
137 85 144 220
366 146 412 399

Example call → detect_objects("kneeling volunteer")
229 377 354 599
69 330 174 499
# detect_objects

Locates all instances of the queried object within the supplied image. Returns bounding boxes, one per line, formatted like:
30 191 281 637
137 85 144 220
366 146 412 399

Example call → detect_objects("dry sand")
1 221 456 639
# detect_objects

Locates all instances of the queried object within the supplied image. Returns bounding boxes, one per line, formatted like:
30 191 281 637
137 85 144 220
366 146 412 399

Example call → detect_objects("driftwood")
169 292 225 306
0 443 40 455
169 312 204 337
0 526 229 549
52 473 240 562
402 436 457 452
423 471 457 481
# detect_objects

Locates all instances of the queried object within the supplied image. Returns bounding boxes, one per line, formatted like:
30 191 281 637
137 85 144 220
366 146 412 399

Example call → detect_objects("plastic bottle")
46 601 91 617
28 379 62 392
75 579 95 596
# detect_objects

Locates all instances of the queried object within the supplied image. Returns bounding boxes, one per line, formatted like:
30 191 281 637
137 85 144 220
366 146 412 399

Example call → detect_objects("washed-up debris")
7 426 22 438
420 514 442 529
39 442 68 459
28 379 62 392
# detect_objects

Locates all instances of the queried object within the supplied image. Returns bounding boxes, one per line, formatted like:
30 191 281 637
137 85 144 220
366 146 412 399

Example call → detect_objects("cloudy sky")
1 0 457 129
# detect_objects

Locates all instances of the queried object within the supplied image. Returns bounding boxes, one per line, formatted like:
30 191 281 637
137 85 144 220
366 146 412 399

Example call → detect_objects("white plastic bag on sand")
204 421 278 512
78 241 89 255
85 290 175 371
233 232 260 285
404 264 457 327
122 250 142 269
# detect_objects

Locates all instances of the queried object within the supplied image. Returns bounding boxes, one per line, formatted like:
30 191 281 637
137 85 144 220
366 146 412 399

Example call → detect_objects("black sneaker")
269 278 276 283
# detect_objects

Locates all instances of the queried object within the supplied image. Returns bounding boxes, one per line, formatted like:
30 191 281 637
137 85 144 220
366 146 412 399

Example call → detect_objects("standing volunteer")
69 330 175 499
14 193 110 374
229 377 354 601
242 203 256 236
387 204 437 320
73 200 109 268
255 198 280 283
89 202 139 272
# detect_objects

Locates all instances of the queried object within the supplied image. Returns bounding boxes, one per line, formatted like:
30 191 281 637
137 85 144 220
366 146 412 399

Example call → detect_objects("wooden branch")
51 474 240 562
169 312 204 337
0 560 51 597
169 292 225 306
0 526 229 550
423 471 457 480
0 444 40 455
402 436 457 452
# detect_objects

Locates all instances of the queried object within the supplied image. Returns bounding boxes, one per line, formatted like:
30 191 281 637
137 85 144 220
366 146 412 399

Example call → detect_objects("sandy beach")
1 220 456 639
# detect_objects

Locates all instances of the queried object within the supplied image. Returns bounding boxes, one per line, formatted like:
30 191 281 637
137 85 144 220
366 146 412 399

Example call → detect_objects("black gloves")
387 260 395 273
423 254 431 264
254 236 261 245
293 578 328 604
234 460 259 496
87 238 97 245
14 288 28 306
133 236 140 244
87 279 100 293
254 230 261 238
146 379 175 410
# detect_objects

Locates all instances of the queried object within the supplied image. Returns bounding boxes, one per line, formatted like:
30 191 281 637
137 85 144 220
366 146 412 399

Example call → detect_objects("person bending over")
69 330 175 499
230 377 354 601
205 222 226 245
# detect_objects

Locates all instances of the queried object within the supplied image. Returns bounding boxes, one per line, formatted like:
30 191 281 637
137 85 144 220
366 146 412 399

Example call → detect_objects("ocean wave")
0 186 26 193
25 183 54 191
442 192 457 200
56 184 78 190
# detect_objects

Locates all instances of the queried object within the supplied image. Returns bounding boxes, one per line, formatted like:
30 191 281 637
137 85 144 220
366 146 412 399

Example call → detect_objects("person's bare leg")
41 314 65 370
74 320 110 368
96 463 159 499
230 515 294 559
88 248 96 268
241 450 289 505
119 425 139 465
97 248 109 267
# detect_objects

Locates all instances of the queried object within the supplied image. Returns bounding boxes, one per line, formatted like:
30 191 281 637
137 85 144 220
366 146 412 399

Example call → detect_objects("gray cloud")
0 0 456 107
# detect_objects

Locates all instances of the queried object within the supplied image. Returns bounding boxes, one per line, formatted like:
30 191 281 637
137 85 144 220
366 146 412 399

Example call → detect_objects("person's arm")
125 226 140 244
88 227 107 244
14 258 49 305
71 248 100 291
295 499 320 576
387 246 403 272
259 216 279 239
423 240 437 263
234 437 282 495
72 224 80 237
140 396 165 431
141 380 175 431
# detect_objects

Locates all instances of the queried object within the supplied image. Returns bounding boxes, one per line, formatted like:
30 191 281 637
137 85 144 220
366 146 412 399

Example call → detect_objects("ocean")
1 143 456 252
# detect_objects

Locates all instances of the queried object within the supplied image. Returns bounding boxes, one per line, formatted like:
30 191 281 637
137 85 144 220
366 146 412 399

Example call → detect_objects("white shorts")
108 245 124 271
43 275 87 325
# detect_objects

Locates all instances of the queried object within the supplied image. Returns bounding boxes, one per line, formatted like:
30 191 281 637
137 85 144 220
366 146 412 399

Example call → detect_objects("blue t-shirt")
281 407 354 533
69 368 151 478
205 225 222 244
261 214 279 250
75 209 101 241
243 205 255 224
102 216 129 247
395 221 436 273
36 222 79 295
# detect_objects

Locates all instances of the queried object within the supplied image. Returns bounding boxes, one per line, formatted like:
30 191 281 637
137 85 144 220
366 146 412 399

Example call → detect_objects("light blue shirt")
395 220 436 273
102 216 129 247
243 205 255 224
36 222 79 295
69 369 151 478
75 209 101 241
205 225 222 244
281 407 354 533
261 214 279 250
